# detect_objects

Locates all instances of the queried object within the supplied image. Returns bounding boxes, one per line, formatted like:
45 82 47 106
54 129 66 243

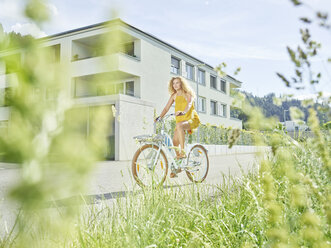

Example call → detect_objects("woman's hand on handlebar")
154 116 161 123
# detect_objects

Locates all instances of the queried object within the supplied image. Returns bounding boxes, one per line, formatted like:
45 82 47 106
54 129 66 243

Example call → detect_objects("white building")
282 121 308 132
0 18 243 161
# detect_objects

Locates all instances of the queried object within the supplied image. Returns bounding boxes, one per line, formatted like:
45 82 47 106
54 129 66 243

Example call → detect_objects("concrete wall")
139 39 171 110
116 94 155 160
73 94 155 161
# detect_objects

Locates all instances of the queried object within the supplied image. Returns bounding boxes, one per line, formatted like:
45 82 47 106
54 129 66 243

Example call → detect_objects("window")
125 81 134 96
219 103 227 117
210 100 217 115
171 57 180 74
210 75 217 89
221 79 226 93
120 42 134 56
198 69 205 85
186 63 194 80
197 96 206 112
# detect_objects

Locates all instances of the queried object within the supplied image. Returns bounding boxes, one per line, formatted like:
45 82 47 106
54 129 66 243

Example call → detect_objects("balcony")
73 71 138 98
71 52 141 78
70 31 141 78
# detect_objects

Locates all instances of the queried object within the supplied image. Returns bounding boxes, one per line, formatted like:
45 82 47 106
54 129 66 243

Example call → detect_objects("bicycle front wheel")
132 144 168 188
186 144 209 183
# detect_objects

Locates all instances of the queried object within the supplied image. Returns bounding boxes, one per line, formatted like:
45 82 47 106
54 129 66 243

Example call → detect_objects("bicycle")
131 113 209 188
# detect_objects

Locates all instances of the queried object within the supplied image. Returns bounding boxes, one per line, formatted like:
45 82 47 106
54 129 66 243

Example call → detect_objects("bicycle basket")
133 134 163 143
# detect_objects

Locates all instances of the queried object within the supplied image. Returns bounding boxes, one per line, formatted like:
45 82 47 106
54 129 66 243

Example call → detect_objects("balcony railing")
71 53 141 78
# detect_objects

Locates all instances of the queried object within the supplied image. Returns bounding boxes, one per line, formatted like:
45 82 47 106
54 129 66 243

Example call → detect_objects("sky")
0 0 330 98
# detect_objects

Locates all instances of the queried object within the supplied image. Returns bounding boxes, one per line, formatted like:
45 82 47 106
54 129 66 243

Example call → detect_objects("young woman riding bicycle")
155 76 201 161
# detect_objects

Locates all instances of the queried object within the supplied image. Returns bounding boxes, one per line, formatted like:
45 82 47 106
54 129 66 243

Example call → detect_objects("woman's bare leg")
176 121 191 156
173 128 180 157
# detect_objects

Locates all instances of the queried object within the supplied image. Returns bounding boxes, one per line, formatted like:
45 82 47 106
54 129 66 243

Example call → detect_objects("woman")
155 76 201 161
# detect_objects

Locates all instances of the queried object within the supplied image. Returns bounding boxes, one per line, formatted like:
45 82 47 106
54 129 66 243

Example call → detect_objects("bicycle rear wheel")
186 144 209 183
132 144 168 188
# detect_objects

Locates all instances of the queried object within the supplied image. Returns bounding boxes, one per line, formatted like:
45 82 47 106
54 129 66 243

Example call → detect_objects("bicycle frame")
153 114 190 170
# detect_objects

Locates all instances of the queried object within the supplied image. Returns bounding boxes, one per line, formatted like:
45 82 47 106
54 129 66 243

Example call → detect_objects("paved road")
0 153 261 237
87 153 260 196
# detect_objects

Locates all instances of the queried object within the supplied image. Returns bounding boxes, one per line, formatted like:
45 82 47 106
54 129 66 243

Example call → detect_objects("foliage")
230 91 330 129
156 119 255 146
0 1 118 247
0 24 34 51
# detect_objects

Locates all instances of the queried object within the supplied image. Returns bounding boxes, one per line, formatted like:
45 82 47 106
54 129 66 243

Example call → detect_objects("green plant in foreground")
0 1 119 247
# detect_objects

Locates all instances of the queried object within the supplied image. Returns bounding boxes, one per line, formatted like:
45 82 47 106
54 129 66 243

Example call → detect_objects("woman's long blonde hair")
168 76 196 99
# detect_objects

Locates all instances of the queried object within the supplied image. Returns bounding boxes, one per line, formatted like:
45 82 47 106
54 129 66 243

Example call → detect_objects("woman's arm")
158 94 175 119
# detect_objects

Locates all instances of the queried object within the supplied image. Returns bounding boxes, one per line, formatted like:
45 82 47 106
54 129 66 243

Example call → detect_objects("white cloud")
46 3 59 17
11 22 47 38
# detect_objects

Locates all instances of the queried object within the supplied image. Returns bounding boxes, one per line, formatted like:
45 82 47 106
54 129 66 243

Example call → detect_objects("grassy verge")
1 135 330 248
73 138 330 248
73 173 264 247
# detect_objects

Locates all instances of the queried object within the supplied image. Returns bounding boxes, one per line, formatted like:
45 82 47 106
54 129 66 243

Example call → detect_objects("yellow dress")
175 95 201 134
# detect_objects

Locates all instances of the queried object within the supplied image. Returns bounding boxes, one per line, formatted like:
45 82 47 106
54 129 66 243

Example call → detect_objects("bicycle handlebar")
154 113 175 133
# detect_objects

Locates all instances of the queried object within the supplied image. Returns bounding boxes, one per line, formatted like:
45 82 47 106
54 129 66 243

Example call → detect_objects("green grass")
74 175 265 247
70 138 330 248
1 135 329 248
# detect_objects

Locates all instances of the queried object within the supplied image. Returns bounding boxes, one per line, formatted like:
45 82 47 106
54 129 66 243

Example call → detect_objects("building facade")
0 18 243 161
